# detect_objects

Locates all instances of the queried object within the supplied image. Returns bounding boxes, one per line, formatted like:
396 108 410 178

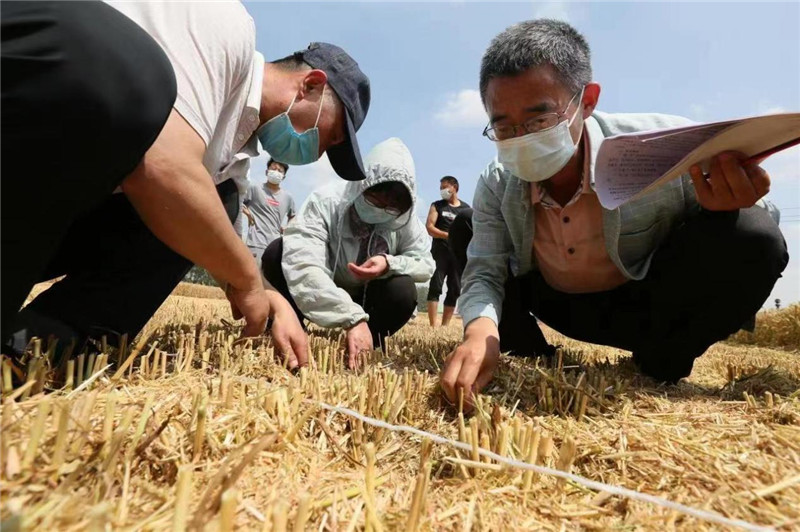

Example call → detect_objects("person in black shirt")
425 176 472 327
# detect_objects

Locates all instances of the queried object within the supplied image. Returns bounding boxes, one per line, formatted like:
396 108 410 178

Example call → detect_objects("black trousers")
1 1 201 350
449 207 789 382
427 243 461 307
7 180 239 353
261 238 418 347
448 208 474 279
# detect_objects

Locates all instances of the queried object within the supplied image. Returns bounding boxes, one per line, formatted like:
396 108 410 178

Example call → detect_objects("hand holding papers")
595 113 800 209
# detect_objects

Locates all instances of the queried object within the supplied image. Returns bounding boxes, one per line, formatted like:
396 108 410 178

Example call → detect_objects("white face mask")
353 195 399 226
440 188 453 201
496 90 584 183
266 170 284 185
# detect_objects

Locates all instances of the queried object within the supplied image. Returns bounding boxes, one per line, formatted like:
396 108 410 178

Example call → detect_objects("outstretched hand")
347 255 389 281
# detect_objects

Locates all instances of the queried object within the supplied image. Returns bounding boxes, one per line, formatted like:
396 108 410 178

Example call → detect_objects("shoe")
632 349 695 384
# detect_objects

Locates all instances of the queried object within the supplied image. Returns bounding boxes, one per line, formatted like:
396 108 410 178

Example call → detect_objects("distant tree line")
183 265 219 286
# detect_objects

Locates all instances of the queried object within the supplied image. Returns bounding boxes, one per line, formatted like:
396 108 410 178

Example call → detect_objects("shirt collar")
246 51 265 117
531 125 593 208
233 52 265 157
584 113 604 187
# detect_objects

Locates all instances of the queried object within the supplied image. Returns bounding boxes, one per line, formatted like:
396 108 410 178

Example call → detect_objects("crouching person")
261 138 435 368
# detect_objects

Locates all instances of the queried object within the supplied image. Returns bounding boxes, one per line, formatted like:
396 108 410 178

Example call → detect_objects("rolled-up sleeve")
457 170 513 329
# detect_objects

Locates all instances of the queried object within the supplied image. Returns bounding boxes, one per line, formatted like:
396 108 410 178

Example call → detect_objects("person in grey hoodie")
261 138 435 368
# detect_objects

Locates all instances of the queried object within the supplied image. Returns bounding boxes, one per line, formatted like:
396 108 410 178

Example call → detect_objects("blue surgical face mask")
353 195 399 226
257 86 325 166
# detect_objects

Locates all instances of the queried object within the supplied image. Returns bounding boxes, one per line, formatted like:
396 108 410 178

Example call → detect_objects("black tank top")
432 199 471 249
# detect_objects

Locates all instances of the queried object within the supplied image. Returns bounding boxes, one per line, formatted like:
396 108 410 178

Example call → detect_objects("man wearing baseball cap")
2 1 370 370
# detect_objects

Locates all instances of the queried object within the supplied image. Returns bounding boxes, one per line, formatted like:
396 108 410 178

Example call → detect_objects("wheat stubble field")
1 283 799 531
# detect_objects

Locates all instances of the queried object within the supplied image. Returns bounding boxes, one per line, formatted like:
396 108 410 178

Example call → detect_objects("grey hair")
479 19 592 104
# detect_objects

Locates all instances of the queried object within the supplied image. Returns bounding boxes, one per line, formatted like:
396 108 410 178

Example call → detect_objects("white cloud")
688 103 707 121
532 1 571 22
434 89 487 128
762 106 788 115
768 222 800 305
756 100 788 116
280 153 339 202
761 145 800 183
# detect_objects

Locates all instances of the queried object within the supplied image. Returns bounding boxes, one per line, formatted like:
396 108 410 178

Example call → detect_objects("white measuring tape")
317 402 774 532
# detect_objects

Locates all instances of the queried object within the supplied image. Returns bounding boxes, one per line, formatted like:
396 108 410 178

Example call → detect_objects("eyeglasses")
483 89 582 142
364 196 404 216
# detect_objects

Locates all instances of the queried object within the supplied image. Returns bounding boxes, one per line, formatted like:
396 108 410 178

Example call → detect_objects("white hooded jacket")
282 138 435 329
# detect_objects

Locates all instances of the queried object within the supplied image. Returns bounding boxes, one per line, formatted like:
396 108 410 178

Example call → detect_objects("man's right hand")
346 321 373 370
266 290 309 370
226 283 270 338
122 110 273 338
440 317 501 409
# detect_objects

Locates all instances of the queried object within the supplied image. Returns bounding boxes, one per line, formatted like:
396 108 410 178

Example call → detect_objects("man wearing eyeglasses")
441 19 788 406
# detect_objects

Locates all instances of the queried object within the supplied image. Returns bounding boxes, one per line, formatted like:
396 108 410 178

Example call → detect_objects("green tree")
183 265 218 286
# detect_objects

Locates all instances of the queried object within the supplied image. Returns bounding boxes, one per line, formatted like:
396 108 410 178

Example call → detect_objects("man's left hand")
690 151 770 211
347 256 389 281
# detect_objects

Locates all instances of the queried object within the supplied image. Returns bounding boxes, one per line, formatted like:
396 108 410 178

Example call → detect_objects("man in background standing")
243 159 296 270
425 176 471 327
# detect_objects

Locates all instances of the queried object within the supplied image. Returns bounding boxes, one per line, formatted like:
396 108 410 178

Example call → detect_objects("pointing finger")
292 333 309 368
455 356 481 407
273 333 297 370
440 351 464 403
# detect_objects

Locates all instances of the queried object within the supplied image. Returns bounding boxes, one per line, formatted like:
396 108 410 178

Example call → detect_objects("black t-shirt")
431 199 471 250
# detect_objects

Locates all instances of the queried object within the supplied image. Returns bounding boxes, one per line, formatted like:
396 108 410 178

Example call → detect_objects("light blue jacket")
458 111 781 328
282 138 435 329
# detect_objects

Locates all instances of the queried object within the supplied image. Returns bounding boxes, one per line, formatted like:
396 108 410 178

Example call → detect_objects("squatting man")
2 1 371 372
440 19 788 408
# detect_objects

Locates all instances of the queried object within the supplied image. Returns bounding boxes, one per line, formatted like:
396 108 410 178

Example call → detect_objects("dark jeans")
427 243 461 307
449 207 789 382
261 238 418 348
2 1 179 349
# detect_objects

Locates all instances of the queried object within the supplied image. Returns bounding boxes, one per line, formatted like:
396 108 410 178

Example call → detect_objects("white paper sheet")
594 113 800 209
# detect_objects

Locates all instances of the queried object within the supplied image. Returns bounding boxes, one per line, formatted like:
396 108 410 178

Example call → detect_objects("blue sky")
244 1 800 305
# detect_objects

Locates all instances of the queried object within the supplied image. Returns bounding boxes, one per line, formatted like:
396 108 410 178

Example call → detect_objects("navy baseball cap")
300 42 370 181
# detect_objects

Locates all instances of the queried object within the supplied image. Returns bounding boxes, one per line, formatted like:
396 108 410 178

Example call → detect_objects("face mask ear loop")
313 84 326 128
567 87 585 128
285 90 299 114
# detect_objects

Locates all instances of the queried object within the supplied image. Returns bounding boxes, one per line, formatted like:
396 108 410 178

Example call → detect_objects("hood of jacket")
333 137 418 233
280 137 434 329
